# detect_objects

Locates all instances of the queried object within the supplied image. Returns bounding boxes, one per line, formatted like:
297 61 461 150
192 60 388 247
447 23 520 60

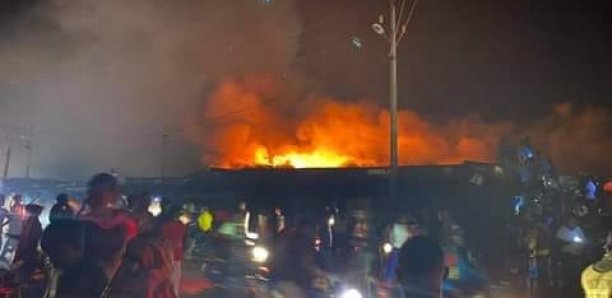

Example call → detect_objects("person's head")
56 193 69 205
9 194 23 211
25 204 43 218
166 204 183 219
275 207 282 216
567 217 578 229
398 236 445 292
41 220 86 269
127 192 151 214
160 197 173 214
86 173 119 210
13 194 22 204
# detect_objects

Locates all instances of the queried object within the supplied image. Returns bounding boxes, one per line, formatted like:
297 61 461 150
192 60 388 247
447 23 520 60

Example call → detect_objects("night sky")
297 0 612 122
0 0 610 178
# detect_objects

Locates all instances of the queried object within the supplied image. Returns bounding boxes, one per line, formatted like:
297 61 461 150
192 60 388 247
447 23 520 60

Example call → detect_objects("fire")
190 76 511 168
253 146 350 168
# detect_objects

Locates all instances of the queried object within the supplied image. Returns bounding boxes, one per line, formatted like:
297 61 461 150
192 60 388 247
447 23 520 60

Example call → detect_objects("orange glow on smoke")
191 77 511 168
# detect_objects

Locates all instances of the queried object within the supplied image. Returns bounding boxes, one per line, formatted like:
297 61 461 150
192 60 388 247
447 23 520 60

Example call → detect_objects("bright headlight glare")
246 232 260 240
252 246 269 263
573 236 583 243
178 214 191 224
340 289 362 298
382 243 393 254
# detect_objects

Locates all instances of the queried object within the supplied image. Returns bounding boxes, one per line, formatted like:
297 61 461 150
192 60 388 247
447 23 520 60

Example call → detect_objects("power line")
164 95 282 134
0 93 281 139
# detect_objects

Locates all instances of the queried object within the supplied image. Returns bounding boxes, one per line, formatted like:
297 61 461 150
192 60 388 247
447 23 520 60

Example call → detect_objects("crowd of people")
497 136 611 298
0 171 462 298
0 173 191 298
0 164 608 298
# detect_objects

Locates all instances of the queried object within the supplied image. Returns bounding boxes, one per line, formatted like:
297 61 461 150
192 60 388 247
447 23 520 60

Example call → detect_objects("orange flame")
191 77 512 168
253 146 350 168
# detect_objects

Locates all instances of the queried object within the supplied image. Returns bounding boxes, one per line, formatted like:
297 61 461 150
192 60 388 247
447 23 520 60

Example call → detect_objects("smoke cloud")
0 0 301 179
530 104 611 175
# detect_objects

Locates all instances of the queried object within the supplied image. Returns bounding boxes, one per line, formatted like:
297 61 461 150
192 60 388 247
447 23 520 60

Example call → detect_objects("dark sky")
3 0 611 122
297 0 612 122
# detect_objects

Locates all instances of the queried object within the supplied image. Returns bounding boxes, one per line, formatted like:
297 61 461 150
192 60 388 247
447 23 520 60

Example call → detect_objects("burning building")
188 76 513 170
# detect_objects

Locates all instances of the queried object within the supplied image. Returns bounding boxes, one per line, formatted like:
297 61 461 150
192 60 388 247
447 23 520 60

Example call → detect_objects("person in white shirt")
391 217 412 249
383 215 414 283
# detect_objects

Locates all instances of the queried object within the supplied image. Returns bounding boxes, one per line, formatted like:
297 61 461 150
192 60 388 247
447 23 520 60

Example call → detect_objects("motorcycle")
200 231 274 297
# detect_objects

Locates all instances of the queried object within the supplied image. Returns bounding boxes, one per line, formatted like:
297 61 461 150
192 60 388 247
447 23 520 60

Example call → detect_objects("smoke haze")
0 0 301 179
531 104 611 175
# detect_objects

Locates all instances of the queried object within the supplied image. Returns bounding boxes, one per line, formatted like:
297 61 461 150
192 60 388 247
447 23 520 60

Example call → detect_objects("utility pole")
3 146 11 179
389 0 398 173
372 0 419 201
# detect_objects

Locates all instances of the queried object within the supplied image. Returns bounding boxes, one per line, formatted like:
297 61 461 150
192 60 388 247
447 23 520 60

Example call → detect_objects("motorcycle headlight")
252 246 269 263
382 242 393 255
340 289 362 298
246 231 260 240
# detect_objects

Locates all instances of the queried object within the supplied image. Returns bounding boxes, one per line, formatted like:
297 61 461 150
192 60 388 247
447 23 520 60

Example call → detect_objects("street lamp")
372 0 419 201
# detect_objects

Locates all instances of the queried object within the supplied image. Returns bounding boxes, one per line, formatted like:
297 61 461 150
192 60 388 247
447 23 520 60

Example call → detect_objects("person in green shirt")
197 207 214 233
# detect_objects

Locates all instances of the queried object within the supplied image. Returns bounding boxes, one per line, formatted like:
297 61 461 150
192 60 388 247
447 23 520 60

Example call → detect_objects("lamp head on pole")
372 23 386 36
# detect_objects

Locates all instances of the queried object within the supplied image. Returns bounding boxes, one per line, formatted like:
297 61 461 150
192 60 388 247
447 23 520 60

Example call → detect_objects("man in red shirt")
160 205 188 296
